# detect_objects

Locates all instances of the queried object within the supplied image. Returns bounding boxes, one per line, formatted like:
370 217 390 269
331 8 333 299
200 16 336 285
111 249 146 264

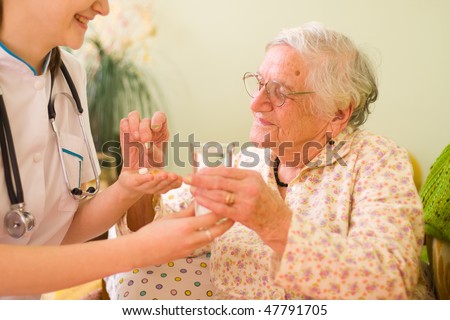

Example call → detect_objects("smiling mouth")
75 14 89 25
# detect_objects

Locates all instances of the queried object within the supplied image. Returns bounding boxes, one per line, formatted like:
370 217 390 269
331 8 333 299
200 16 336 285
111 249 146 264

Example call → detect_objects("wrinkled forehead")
259 45 308 88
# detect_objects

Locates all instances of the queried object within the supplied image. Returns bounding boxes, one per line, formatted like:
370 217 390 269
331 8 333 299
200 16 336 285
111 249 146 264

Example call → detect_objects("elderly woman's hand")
185 167 292 254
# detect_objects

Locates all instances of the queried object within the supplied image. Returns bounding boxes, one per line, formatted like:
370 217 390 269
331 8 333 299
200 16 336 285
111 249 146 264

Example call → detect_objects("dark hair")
0 0 3 31
0 0 61 74
49 48 62 74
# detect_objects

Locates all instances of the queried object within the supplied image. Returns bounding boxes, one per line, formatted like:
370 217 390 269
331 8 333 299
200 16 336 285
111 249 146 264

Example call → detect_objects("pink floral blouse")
163 128 424 299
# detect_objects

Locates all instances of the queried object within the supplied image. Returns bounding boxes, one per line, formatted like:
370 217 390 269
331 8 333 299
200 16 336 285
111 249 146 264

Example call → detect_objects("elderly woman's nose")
250 90 273 112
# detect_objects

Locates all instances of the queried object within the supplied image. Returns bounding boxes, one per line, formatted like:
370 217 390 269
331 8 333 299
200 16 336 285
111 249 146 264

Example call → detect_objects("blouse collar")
0 41 51 76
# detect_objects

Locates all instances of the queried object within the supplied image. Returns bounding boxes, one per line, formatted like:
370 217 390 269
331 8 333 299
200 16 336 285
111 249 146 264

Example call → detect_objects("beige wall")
148 0 450 181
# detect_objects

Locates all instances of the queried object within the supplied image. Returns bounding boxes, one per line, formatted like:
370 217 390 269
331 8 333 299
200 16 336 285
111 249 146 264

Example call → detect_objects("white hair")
267 22 378 128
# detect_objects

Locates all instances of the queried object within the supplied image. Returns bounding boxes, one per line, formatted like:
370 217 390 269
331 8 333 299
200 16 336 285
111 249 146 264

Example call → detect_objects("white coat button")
33 153 42 162
34 79 45 90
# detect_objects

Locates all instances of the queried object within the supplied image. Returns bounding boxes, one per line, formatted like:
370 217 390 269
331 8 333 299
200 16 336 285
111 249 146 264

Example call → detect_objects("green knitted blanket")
420 144 450 242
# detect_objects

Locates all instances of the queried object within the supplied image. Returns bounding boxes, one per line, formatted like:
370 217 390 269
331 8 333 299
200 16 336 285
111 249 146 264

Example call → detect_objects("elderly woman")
186 22 424 299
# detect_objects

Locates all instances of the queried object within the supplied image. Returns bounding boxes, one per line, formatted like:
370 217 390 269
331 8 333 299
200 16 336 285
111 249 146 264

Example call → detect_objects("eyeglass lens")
243 73 285 107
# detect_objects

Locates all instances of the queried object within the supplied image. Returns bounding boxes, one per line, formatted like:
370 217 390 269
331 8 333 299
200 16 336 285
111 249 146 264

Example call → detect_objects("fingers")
126 169 183 194
150 111 167 132
127 111 141 140
208 217 234 239
193 216 234 245
121 111 168 144
194 167 250 179
190 186 231 206
184 169 245 191
120 117 131 147
149 112 169 146
168 205 232 234
176 211 234 246
138 207 234 262
139 118 152 142
166 204 195 219
188 211 232 231
120 117 131 134
194 193 234 217
143 173 182 192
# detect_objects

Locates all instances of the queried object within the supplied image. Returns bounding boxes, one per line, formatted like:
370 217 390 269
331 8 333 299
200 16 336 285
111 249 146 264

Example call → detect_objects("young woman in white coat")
0 0 233 299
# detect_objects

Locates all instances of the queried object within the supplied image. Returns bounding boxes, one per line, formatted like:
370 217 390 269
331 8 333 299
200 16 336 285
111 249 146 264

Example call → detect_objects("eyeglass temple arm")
286 91 315 96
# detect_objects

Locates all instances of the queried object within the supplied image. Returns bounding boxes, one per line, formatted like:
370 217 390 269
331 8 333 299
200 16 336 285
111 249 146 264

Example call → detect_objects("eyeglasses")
243 72 314 107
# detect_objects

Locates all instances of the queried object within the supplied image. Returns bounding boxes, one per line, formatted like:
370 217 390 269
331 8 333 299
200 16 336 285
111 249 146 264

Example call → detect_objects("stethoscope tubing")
1 60 101 238
49 98 100 200
0 87 25 205
49 62 100 200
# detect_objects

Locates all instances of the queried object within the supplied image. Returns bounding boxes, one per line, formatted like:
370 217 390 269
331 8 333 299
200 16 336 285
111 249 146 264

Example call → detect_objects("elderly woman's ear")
331 104 354 134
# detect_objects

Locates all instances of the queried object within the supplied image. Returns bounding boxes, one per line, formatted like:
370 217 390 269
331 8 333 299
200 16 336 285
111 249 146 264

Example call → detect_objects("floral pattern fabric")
153 129 423 299
210 128 424 299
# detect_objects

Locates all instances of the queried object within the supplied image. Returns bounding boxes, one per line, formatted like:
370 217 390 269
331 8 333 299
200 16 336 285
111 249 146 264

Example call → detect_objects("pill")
138 167 149 175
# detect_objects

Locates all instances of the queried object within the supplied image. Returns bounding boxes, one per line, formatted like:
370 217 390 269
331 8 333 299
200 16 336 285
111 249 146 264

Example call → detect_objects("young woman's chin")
64 37 85 50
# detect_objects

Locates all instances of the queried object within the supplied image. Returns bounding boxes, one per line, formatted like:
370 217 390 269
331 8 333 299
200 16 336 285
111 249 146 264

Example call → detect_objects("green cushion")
420 144 450 242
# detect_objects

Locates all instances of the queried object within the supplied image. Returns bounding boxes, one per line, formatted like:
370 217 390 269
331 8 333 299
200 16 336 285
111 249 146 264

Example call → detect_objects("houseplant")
85 37 156 152
77 0 160 177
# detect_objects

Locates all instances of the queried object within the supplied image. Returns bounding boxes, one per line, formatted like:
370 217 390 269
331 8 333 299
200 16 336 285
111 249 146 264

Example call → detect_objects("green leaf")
85 37 161 151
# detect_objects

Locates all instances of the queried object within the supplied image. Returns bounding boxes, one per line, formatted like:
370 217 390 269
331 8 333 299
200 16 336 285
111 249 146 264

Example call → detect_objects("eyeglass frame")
243 72 314 107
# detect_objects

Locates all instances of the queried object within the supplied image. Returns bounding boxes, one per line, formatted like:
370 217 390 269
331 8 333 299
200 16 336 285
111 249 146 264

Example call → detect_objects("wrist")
113 233 144 270
111 180 143 204
261 207 292 255
124 228 157 269
127 194 158 231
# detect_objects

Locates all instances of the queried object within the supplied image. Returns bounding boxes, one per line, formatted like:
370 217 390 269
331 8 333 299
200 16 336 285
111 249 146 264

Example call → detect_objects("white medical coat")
0 44 100 247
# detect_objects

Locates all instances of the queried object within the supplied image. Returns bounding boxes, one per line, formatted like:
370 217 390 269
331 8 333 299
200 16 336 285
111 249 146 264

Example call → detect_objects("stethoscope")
0 61 100 239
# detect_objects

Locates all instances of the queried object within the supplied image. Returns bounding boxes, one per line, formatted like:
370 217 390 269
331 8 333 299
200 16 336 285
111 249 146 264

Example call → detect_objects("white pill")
138 167 149 175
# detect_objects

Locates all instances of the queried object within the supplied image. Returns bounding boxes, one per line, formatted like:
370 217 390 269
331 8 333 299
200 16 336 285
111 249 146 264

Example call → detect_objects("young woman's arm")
0 206 233 296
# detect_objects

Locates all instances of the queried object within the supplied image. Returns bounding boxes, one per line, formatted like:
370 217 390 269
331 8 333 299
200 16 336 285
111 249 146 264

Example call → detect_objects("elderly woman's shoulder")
350 129 409 158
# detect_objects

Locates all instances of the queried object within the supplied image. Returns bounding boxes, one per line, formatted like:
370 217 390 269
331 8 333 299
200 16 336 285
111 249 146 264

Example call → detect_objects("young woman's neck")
1 26 50 75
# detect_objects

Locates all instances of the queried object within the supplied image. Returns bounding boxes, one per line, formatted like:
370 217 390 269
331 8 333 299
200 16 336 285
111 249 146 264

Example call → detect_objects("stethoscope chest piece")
1 62 99 239
4 205 35 239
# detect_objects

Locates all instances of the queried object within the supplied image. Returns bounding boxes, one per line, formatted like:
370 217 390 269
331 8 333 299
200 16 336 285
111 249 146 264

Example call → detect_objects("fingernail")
151 124 161 132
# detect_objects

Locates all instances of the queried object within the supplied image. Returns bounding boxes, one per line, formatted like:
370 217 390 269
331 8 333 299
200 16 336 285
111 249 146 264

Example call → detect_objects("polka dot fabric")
210 129 424 299
106 129 424 300
111 255 215 300
105 186 214 300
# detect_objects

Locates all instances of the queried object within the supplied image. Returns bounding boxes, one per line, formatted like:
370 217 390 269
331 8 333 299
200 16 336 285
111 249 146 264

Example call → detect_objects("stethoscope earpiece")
71 187 97 196
86 186 96 194
71 188 83 196
1 61 100 239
